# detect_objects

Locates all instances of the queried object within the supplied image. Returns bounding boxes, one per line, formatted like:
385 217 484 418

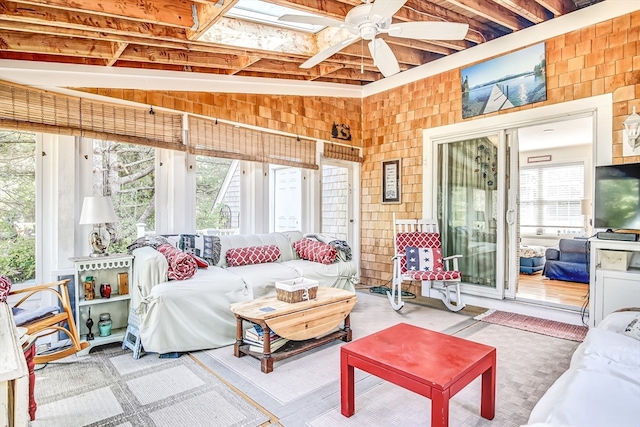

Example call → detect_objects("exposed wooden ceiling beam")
532 0 576 16
493 0 553 23
443 0 528 31
9 0 195 28
187 0 239 40
107 42 128 66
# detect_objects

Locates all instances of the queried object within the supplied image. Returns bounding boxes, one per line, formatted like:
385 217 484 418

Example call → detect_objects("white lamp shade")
79 196 117 225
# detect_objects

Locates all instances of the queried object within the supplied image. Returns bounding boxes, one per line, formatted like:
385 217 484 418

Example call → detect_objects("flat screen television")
594 162 640 231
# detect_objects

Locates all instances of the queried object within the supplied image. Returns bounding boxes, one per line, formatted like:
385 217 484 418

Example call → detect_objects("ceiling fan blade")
369 0 407 24
388 22 469 40
278 14 344 28
368 38 400 77
300 36 361 69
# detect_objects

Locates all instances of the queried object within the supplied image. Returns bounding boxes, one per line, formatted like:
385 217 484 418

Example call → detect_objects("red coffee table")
341 322 496 427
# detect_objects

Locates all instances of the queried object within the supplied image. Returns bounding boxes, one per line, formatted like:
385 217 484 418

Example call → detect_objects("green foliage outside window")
0 131 36 284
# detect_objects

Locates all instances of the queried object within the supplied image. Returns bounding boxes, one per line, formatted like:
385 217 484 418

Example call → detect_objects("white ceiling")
518 116 593 152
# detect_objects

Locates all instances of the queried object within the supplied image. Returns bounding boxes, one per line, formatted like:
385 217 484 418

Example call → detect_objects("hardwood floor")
516 272 589 310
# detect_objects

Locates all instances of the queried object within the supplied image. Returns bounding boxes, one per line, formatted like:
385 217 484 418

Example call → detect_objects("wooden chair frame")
390 214 466 312
9 279 88 364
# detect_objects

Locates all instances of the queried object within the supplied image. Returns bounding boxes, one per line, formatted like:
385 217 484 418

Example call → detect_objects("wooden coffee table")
230 286 357 373
341 322 496 427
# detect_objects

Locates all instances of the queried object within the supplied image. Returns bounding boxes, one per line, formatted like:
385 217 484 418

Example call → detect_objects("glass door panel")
437 134 501 293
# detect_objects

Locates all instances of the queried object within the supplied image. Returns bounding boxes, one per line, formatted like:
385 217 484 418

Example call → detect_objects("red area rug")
474 309 588 342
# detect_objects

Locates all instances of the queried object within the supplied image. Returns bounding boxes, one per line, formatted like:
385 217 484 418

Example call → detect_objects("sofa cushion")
178 234 221 266
157 243 198 281
293 238 338 264
226 245 281 267
226 262 299 299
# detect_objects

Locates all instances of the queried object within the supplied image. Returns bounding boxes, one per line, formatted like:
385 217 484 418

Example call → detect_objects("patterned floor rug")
32 344 270 427
193 292 581 426
474 309 588 342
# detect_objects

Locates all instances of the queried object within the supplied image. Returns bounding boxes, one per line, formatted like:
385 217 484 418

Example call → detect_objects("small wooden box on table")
230 286 357 373
341 323 496 427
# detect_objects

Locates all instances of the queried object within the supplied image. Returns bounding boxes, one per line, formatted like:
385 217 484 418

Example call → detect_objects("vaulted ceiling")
0 0 603 86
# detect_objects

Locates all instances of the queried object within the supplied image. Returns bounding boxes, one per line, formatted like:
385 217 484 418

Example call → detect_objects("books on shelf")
244 324 288 352
248 337 289 353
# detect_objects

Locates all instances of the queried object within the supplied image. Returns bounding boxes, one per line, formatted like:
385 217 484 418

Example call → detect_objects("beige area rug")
193 291 581 426
32 344 270 427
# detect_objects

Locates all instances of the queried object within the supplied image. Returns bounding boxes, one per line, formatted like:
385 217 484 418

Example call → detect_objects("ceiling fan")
279 0 469 78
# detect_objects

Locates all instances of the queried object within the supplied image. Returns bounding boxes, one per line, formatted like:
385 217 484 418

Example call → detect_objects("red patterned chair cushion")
226 245 281 267
0 275 11 303
410 270 462 281
293 238 338 265
157 244 198 280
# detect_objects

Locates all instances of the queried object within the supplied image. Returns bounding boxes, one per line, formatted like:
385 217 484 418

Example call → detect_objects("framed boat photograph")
382 159 401 204
461 42 547 119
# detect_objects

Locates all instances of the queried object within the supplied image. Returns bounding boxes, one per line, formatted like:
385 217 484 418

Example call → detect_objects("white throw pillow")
623 314 640 341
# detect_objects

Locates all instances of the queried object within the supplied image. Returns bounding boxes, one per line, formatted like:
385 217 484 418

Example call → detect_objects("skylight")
225 0 326 33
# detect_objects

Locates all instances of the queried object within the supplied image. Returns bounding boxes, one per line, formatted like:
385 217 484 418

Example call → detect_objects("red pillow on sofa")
226 245 281 267
157 244 198 280
293 238 338 265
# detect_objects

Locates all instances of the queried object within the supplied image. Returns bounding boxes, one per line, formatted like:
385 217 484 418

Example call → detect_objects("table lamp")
79 196 117 257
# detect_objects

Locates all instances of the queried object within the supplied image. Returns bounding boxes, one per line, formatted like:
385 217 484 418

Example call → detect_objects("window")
270 166 301 232
520 162 585 235
0 130 36 284
195 156 240 231
90 139 156 252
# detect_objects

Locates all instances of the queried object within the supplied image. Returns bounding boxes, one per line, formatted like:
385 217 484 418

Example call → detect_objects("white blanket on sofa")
526 311 640 427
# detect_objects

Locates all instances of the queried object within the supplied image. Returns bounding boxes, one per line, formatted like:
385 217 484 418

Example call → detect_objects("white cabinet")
70 254 133 355
589 239 640 327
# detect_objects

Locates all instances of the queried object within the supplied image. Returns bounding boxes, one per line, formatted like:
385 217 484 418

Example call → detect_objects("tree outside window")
0 130 36 284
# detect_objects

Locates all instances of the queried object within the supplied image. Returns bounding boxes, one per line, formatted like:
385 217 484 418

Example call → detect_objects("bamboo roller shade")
188 116 318 170
323 142 363 163
0 81 184 151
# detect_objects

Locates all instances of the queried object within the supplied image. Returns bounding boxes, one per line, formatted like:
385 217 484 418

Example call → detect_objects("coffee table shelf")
230 287 357 373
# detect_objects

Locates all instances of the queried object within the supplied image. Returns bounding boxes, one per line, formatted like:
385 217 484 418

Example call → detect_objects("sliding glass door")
436 131 512 298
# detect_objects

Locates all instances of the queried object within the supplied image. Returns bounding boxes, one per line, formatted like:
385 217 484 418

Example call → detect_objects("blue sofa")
543 238 589 284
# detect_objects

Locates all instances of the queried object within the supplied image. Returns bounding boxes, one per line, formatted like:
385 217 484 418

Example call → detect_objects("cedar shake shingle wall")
76 90 363 147
359 11 640 288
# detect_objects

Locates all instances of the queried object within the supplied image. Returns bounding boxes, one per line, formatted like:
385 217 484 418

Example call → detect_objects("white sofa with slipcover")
525 309 640 427
130 230 356 354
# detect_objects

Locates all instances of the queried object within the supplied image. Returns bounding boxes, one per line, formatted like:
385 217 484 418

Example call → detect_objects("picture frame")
461 42 547 119
382 159 401 204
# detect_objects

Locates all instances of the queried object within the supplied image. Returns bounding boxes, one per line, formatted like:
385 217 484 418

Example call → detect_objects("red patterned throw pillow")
226 245 281 267
0 275 11 303
293 238 338 265
157 243 198 280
